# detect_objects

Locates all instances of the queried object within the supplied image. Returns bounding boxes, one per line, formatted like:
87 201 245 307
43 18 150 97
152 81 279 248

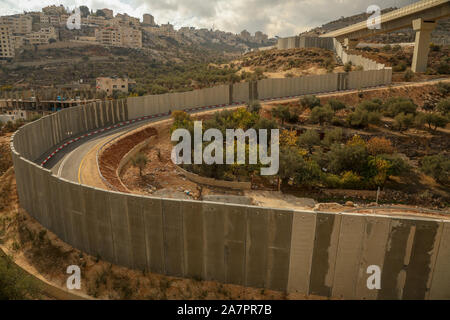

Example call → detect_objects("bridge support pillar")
343 38 358 50
411 18 436 73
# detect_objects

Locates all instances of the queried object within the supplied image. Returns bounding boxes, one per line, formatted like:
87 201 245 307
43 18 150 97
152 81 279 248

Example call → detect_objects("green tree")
436 98 450 115
423 113 449 131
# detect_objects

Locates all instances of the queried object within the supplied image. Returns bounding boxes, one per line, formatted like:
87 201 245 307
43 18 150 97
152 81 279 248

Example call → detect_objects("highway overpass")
320 0 450 72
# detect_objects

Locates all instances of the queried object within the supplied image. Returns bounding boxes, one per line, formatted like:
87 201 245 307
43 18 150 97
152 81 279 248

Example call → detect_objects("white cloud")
1 0 415 37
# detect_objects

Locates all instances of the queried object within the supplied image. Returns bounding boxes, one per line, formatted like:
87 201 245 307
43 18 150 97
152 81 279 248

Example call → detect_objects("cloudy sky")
0 0 418 37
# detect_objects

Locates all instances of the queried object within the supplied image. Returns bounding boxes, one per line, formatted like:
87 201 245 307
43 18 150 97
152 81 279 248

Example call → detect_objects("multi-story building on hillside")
26 27 58 45
0 15 32 35
95 26 142 48
96 77 135 96
0 25 15 60
143 14 155 26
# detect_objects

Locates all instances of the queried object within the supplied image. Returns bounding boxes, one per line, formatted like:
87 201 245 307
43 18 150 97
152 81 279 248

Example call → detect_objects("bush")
383 97 417 117
430 43 441 52
347 108 381 128
339 171 363 189
404 69 414 81
437 60 450 74
436 82 450 95
394 112 415 131
131 152 148 177
247 100 261 113
367 137 394 155
271 105 296 125
0 255 41 299
327 99 346 111
300 95 321 109
380 154 410 176
436 98 450 115
358 100 382 112
309 106 334 125
421 154 450 185
422 113 449 131
323 127 343 146
344 62 352 72
297 130 320 151
327 141 368 174
392 63 407 72
382 44 392 51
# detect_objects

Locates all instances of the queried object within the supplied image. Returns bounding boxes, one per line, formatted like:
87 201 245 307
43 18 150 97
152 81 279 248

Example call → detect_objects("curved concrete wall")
11 76 449 299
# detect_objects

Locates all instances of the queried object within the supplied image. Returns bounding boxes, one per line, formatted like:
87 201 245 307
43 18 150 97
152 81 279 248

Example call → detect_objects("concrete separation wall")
9 70 442 299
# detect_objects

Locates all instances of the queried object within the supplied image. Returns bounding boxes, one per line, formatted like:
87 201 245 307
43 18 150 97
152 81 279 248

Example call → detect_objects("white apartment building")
0 25 15 60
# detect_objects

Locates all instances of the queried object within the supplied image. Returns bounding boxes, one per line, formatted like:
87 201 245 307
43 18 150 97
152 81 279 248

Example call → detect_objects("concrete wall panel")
109 192 133 268
266 208 292 291
332 214 366 299
430 221 450 299
126 195 148 271
203 202 226 282
223 204 247 285
245 207 269 288
141 197 165 273
308 212 342 297
181 200 205 279
403 220 442 300
378 219 415 299
287 211 316 294
162 198 184 277
355 216 391 300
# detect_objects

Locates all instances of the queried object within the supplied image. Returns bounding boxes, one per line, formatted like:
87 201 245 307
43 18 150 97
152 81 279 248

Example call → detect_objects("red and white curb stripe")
40 101 245 167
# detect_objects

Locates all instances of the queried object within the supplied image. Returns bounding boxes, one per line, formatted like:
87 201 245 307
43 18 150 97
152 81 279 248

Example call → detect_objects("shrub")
0 255 41 299
131 152 148 177
247 100 261 113
436 82 450 95
347 108 380 128
392 45 402 52
297 130 320 151
394 112 415 131
437 60 450 74
436 98 450 115
310 105 334 125
358 100 382 112
300 95 321 109
293 159 322 186
367 137 394 156
323 128 343 146
327 99 346 111
421 154 450 185
271 105 296 125
382 44 392 51
392 63 407 72
430 43 441 52
339 171 363 189
327 140 368 174
404 69 414 82
380 154 410 176
383 97 417 117
423 113 449 131
344 62 352 72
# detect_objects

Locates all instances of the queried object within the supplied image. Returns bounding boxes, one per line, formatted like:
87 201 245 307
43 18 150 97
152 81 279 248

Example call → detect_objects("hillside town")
0 4 273 61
